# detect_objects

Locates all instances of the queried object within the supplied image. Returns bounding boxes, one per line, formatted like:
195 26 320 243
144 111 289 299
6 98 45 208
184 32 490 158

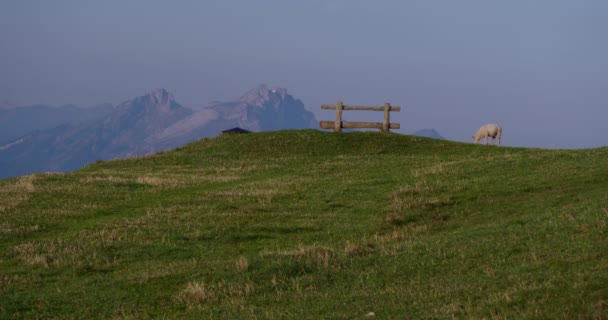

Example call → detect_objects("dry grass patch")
80 174 183 189
136 175 181 188
11 241 55 268
412 161 447 177
0 223 39 236
11 227 131 268
176 278 255 308
260 243 337 269
386 181 435 213
117 259 199 284
236 256 249 273
411 159 467 178
0 175 36 212
9 237 121 269
202 180 296 207
186 163 264 182
79 175 130 184
197 175 242 183
385 178 457 226
15 175 36 192
345 228 424 258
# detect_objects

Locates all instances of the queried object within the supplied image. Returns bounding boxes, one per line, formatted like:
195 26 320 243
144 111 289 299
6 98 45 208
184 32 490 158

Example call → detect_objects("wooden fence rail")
319 102 401 132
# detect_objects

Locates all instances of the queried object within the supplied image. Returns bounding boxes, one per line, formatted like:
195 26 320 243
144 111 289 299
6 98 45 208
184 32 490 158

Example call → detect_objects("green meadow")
1 130 607 319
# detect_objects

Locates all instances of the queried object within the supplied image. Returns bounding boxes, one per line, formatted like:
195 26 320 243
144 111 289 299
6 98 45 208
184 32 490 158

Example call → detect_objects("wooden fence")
319 102 401 132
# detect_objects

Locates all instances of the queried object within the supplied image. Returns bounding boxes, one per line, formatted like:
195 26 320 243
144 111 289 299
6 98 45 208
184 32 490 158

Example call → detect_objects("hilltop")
1 130 607 318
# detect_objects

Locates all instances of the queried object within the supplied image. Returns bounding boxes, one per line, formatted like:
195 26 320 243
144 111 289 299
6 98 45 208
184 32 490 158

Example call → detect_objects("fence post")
335 101 343 132
383 103 390 132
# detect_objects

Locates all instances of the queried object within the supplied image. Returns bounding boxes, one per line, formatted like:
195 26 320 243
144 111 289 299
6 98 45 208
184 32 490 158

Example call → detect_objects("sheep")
473 124 502 146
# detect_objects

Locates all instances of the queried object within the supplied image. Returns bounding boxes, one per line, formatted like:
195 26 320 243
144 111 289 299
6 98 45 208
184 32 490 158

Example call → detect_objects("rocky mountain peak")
103 89 192 143
132 88 175 108
238 84 289 106
111 88 184 118
152 88 173 104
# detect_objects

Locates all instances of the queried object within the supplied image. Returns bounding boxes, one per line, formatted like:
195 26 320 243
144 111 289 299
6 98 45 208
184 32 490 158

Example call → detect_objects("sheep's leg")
484 137 488 145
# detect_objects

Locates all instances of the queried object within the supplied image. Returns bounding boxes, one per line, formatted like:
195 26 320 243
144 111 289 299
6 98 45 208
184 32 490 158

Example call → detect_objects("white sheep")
473 124 502 146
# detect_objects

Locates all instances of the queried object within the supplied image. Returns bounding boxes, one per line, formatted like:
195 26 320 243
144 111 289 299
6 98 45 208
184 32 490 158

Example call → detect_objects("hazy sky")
1 0 607 148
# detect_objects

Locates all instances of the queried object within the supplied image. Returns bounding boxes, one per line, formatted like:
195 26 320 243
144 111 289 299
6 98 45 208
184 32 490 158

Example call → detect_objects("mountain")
0 89 192 178
97 88 193 156
0 85 318 179
411 128 444 140
0 103 113 145
151 84 318 149
235 84 318 131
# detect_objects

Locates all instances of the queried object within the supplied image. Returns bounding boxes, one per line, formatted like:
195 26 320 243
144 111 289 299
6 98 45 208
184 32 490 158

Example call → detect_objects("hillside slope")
1 130 607 319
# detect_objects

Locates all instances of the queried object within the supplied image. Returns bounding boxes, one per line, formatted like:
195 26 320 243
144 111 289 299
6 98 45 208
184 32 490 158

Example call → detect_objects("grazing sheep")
473 124 502 146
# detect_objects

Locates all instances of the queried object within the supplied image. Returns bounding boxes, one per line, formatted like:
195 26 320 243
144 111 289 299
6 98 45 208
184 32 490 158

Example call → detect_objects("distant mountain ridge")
411 129 444 140
0 103 113 145
0 85 318 179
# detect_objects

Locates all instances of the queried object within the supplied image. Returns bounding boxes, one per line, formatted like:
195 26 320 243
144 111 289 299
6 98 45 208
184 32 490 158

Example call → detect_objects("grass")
0 129 607 319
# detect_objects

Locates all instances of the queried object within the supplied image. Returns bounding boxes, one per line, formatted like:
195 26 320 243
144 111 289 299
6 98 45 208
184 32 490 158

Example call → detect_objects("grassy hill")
1 129 607 319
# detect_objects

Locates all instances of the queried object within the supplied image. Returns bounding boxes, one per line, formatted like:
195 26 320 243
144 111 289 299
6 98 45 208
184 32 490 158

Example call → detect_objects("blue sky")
1 0 607 148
